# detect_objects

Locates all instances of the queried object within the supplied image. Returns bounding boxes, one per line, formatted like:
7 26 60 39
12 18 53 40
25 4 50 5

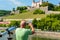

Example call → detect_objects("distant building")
15 10 20 14
32 0 43 8
10 10 20 14
10 0 60 14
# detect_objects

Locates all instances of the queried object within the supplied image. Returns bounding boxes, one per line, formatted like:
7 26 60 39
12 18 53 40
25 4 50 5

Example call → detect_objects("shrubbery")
0 24 6 27
17 6 27 13
40 1 60 11
0 30 5 32
40 2 48 7
32 19 37 28
0 10 11 16
1 14 60 31
53 6 60 11
33 9 45 14
32 14 60 31
47 14 60 20
32 36 57 40
0 21 20 27
8 21 20 27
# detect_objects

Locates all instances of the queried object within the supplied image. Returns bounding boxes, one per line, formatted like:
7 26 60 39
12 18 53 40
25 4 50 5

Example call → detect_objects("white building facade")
32 0 43 8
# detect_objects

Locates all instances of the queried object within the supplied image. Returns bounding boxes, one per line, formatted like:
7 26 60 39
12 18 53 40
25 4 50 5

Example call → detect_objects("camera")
26 20 32 25
26 22 29 25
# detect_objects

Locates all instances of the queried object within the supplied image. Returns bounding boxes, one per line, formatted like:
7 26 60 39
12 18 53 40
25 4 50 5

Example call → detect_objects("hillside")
3 11 46 19
0 10 11 16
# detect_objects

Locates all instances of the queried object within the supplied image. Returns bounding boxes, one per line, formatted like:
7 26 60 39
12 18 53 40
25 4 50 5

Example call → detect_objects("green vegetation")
0 30 5 32
32 36 58 40
0 21 20 27
8 21 20 27
2 14 60 31
3 11 46 19
42 1 54 11
48 3 54 11
40 1 48 7
53 6 60 11
17 6 27 13
33 9 45 14
32 18 37 28
0 24 6 27
47 14 60 20
40 1 60 11
0 10 11 16
32 14 60 31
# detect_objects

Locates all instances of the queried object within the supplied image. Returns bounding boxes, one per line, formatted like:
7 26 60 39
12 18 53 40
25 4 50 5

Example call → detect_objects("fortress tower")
32 0 36 7
39 0 43 5
32 0 43 8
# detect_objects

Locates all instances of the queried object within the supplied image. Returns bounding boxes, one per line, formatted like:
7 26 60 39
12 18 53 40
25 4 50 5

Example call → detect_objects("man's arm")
28 23 35 34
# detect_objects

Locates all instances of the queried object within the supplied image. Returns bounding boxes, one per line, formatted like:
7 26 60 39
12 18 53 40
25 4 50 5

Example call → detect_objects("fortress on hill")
32 0 43 8
11 0 60 14
27 0 48 11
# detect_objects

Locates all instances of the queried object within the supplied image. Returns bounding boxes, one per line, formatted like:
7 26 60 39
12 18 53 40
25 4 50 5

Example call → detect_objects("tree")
48 3 54 10
17 6 27 13
32 18 37 28
40 1 48 7
8 21 20 27
17 6 27 11
0 10 11 16
59 2 60 6
32 14 60 31
33 9 45 14
13 8 15 12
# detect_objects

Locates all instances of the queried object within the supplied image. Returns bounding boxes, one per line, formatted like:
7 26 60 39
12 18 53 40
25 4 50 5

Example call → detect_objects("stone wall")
28 6 60 14
28 29 60 40
39 6 48 13
10 10 20 14
39 6 60 14
46 11 60 14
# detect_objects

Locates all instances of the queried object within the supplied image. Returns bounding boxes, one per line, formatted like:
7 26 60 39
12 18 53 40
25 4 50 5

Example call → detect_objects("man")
16 20 35 40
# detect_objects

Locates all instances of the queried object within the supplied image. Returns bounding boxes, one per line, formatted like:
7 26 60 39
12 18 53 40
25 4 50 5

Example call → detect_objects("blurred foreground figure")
16 20 35 40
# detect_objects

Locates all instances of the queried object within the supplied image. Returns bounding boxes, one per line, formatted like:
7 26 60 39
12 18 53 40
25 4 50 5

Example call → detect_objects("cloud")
9 0 23 6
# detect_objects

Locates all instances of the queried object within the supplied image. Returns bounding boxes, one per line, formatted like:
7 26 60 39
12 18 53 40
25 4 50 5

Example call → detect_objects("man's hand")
28 23 33 27
28 23 35 34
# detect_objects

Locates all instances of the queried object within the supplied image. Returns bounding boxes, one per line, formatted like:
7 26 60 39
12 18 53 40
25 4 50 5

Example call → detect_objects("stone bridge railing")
28 30 60 40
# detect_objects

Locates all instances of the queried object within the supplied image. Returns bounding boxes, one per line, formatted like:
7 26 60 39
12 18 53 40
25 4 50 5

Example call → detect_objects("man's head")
20 20 26 28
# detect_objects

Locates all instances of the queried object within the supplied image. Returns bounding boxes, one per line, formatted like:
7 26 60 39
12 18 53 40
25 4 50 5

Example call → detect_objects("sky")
0 0 60 10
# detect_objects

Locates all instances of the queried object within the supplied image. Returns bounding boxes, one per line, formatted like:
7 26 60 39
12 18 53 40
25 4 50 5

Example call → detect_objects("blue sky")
0 0 60 10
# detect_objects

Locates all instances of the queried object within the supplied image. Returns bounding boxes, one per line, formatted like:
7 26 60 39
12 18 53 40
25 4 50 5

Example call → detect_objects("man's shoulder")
16 28 20 30
16 28 31 31
16 28 25 30
23 28 31 31
16 28 21 31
